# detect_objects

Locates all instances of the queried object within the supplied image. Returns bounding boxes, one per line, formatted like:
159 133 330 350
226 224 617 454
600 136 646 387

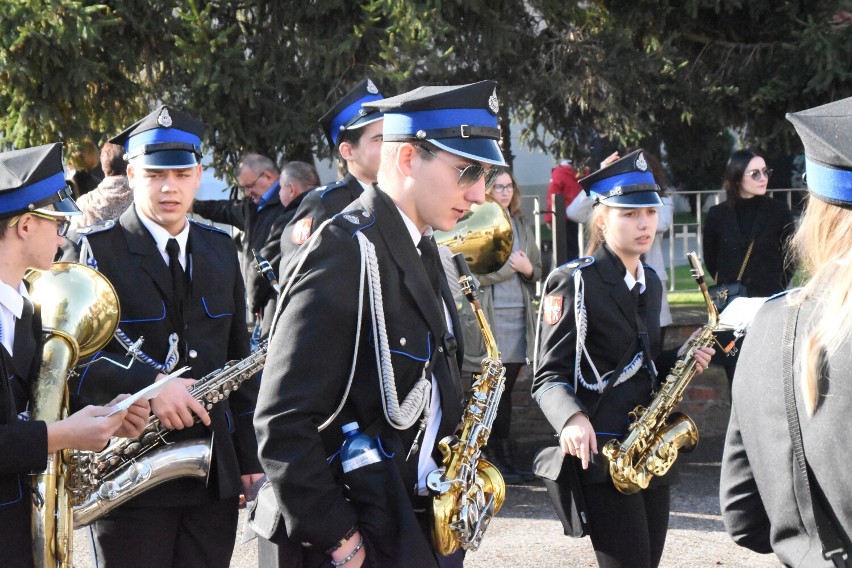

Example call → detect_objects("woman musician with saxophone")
0 144 149 567
532 150 714 568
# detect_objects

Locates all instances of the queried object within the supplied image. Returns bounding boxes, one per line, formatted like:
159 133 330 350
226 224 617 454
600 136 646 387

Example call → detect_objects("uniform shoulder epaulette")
188 218 230 236
560 256 595 275
330 209 375 237
76 219 116 236
318 179 347 199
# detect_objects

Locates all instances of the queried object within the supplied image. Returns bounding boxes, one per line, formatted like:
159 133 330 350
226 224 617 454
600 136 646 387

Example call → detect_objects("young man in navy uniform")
255 80 506 568
62 107 263 568
0 143 149 567
278 78 385 273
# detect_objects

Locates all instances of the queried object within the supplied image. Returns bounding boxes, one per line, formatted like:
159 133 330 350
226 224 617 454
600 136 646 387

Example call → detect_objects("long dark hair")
723 149 762 207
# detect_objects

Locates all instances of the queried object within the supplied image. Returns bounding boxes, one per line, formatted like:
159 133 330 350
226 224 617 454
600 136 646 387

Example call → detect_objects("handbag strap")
736 239 755 283
782 304 850 567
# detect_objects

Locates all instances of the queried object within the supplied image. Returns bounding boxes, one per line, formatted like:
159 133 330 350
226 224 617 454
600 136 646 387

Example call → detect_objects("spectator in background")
546 158 583 261
70 142 133 230
460 168 541 484
702 149 797 386
65 139 104 198
193 153 288 343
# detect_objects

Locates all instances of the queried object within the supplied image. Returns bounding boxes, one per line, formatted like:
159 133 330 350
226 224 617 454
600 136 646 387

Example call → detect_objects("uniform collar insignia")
343 213 361 224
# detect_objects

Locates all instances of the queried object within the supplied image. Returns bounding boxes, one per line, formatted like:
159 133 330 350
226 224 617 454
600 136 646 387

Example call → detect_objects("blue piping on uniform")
0 476 23 506
368 328 431 361
121 301 167 323
535 382 575 406
202 297 233 318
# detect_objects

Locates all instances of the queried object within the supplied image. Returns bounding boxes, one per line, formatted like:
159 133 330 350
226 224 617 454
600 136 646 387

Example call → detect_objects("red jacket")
546 164 582 224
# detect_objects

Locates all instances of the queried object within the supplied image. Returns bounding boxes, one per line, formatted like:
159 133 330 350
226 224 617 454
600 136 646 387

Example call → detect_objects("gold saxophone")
26 262 121 568
71 341 267 527
426 253 506 555
602 252 717 494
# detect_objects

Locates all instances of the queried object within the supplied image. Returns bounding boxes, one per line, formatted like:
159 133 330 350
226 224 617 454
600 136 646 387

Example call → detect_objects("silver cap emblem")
635 153 648 172
157 108 173 128
488 89 499 115
366 79 379 94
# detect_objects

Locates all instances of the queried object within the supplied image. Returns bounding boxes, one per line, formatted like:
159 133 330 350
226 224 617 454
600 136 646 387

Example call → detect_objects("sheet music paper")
718 297 768 333
106 366 191 416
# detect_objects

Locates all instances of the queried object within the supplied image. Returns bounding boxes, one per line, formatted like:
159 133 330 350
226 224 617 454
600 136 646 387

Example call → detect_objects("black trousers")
90 496 239 568
583 483 670 568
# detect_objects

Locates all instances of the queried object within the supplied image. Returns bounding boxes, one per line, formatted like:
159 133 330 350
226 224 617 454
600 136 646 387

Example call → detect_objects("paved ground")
72 455 780 567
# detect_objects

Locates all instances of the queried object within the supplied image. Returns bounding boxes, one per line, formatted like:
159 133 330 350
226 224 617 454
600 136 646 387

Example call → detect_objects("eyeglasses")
744 168 773 181
492 182 514 194
239 171 264 192
419 146 499 189
8 211 71 237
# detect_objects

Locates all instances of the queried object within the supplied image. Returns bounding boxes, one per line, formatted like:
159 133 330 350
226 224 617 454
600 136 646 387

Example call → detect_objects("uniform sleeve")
192 199 248 231
531 270 588 435
248 216 285 315
254 227 361 550
720 401 773 553
278 193 323 278
0 420 47 474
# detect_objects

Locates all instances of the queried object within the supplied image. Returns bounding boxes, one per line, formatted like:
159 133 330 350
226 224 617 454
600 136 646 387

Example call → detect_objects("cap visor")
130 149 200 169
430 138 506 167
346 113 383 132
597 191 664 208
34 196 82 217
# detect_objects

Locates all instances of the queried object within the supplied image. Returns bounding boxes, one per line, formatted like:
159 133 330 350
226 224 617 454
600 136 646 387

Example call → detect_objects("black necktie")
417 236 443 306
166 238 185 305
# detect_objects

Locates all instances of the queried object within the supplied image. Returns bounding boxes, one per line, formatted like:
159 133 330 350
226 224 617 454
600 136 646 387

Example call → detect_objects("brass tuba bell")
434 194 514 275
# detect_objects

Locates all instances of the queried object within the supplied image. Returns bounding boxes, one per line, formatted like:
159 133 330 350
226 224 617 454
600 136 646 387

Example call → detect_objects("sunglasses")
9 211 71 237
745 167 773 181
419 146 499 189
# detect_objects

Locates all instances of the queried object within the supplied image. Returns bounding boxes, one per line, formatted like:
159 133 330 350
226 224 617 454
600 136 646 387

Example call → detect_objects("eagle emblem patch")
292 217 313 245
542 294 564 325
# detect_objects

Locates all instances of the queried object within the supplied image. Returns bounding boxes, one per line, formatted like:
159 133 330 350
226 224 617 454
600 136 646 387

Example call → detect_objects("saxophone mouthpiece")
452 253 478 303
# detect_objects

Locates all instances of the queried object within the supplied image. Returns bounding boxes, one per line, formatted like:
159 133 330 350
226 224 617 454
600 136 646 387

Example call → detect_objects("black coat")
720 294 852 566
703 195 796 297
0 301 48 567
62 207 259 506
254 186 465 566
278 174 364 276
532 246 678 486
193 192 288 316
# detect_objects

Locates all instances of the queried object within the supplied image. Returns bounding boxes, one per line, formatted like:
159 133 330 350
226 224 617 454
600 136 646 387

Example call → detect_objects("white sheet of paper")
718 297 768 333
106 366 191 416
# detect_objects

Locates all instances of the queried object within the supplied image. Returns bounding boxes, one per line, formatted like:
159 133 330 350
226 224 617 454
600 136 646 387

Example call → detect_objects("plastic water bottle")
340 422 382 473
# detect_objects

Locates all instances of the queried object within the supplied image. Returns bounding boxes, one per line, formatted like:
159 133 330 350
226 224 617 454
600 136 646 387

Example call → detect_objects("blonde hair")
790 196 852 415
585 204 607 255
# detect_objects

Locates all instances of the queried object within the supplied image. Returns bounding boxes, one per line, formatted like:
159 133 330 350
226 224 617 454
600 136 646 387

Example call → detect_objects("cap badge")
343 213 361 225
488 89 499 115
157 108 173 128
635 153 648 172
367 79 379 94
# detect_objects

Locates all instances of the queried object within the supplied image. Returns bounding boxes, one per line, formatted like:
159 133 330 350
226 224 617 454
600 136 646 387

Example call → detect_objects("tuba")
26 262 120 568
434 194 513 274
602 252 716 494
427 254 506 555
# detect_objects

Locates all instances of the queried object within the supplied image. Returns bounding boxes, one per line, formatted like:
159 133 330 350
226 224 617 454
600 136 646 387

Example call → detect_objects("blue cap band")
329 94 384 145
383 108 498 138
806 158 852 205
1 172 68 214
589 170 657 196
126 127 201 153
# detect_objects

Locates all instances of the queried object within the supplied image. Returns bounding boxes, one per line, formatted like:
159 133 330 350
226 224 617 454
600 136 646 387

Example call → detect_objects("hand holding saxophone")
559 412 598 470
677 328 715 373
150 374 211 429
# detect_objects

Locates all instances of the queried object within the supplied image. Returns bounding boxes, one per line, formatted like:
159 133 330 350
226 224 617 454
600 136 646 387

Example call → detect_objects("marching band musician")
0 144 149 567
532 151 714 568
254 81 506 568
277 78 385 274
61 107 263 568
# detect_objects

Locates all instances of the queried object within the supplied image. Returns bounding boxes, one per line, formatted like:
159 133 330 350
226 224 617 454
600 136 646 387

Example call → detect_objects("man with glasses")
193 153 287 343
255 80 505 568
62 107 263 568
0 143 149 566
278 78 386 274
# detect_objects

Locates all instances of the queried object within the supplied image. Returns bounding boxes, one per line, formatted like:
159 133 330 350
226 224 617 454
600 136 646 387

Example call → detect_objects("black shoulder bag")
708 240 754 313
783 305 851 567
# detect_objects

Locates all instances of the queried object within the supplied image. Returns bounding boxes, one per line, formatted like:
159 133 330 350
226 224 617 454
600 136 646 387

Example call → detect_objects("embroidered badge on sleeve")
542 294 564 325
292 217 314 245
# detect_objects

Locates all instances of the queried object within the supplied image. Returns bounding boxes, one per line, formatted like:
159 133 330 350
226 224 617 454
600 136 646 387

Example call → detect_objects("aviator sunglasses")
744 167 773 181
419 146 499 189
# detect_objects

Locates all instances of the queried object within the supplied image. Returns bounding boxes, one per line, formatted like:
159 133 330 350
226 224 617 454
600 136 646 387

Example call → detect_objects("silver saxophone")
71 341 267 527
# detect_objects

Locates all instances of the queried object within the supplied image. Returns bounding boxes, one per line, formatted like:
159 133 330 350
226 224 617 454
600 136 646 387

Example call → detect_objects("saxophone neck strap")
782 303 850 567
